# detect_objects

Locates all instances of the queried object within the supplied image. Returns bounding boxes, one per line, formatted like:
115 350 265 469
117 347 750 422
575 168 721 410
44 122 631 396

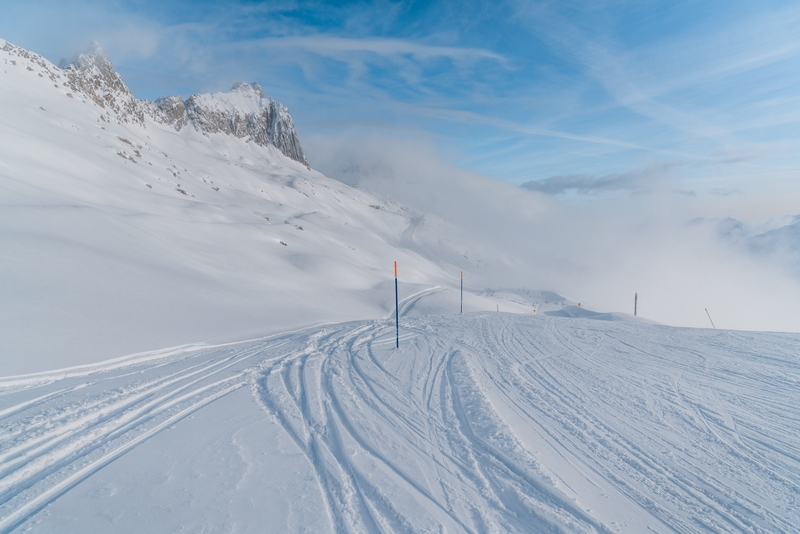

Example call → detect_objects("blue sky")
4 0 800 216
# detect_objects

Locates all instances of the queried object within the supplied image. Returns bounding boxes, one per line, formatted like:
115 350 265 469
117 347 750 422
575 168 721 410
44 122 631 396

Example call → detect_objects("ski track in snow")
1 297 799 532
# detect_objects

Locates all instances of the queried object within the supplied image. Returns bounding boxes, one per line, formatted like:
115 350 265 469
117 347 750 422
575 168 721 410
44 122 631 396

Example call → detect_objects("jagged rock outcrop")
153 95 188 131
57 42 308 166
158 82 308 166
61 43 145 126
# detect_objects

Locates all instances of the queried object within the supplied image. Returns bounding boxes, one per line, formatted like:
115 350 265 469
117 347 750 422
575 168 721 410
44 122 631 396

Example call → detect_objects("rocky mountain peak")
153 95 189 130
62 42 144 125
156 83 309 167
70 42 112 69
230 82 265 99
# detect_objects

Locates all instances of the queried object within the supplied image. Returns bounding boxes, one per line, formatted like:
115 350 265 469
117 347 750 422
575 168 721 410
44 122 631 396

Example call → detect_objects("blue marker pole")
394 261 399 348
460 271 463 314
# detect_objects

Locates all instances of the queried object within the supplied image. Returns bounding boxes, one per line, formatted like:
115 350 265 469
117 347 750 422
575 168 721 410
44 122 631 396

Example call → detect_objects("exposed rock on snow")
172 82 308 166
153 95 188 130
53 41 307 166
62 43 145 126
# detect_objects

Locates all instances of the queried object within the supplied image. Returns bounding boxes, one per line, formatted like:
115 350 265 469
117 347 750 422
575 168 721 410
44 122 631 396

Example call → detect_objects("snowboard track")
1 301 799 533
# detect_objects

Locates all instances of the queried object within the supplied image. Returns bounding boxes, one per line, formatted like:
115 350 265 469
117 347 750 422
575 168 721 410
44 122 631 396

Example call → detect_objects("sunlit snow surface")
1 298 798 532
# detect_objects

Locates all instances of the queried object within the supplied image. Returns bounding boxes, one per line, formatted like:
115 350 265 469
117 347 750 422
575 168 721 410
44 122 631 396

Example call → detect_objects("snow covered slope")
0 39 542 374
1 308 798 533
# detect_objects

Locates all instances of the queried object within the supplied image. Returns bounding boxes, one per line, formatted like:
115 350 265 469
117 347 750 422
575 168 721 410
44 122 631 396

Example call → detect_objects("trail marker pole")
394 261 399 348
634 293 638 316
705 308 716 329
460 271 463 314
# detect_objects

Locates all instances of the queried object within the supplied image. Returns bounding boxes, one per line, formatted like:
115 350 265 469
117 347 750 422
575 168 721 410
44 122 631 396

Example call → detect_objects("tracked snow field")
1 307 799 532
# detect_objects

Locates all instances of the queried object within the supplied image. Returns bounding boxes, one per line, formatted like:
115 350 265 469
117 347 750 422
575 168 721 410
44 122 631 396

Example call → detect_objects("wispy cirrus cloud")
521 172 650 195
509 0 800 143
229 34 509 100
519 150 765 196
246 35 506 64
520 163 676 195
402 104 701 157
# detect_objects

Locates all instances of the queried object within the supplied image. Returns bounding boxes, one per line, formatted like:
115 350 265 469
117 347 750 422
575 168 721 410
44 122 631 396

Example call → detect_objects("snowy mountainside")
0 39 550 374
60 42 145 126
177 82 308 166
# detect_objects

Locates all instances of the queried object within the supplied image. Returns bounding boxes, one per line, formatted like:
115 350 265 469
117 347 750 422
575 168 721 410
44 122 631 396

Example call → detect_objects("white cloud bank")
306 133 800 332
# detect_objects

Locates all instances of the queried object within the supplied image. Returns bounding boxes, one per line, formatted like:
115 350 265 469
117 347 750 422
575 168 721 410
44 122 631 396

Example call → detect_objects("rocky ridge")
0 39 307 166
168 82 308 166
60 42 147 127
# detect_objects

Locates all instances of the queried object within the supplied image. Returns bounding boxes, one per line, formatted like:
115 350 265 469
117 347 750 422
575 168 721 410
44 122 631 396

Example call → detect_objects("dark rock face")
153 95 188 131
161 82 308 167
64 44 308 167
64 43 145 126
269 101 307 167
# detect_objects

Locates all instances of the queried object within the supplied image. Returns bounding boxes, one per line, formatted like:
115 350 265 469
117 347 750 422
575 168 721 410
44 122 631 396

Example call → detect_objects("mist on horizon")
307 133 800 333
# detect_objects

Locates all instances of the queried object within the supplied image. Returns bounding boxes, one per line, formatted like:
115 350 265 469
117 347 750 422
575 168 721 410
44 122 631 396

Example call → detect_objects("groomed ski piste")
1 288 799 533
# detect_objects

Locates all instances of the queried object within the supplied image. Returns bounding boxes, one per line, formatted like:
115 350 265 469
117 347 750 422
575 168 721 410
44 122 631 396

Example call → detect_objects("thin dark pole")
634 293 638 316
394 261 399 348
705 308 716 329
460 271 463 314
